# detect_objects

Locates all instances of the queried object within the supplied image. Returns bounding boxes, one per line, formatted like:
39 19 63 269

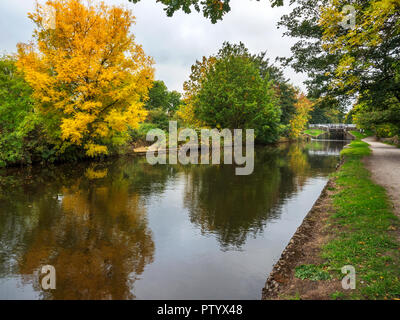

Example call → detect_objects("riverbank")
262 135 400 300
132 135 310 155
303 129 325 137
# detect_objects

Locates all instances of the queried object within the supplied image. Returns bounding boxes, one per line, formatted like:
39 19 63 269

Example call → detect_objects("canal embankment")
262 135 400 300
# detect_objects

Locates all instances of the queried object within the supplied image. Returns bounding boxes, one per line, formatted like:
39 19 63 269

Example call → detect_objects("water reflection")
0 140 346 299
0 162 162 299
182 142 341 250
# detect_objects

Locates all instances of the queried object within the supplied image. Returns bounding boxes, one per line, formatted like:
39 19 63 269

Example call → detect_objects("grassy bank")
263 132 400 300
303 129 326 137
321 138 400 299
349 130 374 140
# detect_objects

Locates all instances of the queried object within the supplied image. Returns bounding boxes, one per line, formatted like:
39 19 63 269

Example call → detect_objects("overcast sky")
0 0 306 93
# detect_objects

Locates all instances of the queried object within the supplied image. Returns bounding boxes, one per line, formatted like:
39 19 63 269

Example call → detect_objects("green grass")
340 140 371 157
295 264 331 281
304 129 326 137
279 292 302 300
349 130 374 139
322 138 400 299
331 291 346 300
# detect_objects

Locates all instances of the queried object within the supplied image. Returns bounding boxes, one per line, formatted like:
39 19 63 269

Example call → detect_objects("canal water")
0 140 346 299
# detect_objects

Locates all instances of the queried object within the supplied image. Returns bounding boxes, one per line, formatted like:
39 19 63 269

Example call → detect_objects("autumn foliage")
0 0 320 168
17 0 154 157
319 0 400 133
177 56 216 128
289 93 313 139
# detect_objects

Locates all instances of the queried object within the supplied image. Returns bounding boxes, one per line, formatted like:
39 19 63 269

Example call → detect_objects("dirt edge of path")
262 164 344 300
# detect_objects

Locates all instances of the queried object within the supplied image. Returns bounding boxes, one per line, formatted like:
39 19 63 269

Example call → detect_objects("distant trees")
130 0 399 137
352 100 400 137
144 80 182 130
289 93 314 138
145 80 182 114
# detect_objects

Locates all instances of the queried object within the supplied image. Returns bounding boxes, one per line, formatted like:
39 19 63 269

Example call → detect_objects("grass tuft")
295 264 331 281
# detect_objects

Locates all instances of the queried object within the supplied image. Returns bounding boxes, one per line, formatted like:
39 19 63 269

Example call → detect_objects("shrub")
130 123 160 143
0 56 34 166
294 264 331 281
375 123 399 138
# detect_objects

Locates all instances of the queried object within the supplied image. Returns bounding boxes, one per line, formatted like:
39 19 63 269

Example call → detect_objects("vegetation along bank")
263 132 400 300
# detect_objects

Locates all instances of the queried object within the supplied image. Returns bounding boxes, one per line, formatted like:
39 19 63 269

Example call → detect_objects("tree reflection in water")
0 141 346 299
0 159 176 299
181 142 340 249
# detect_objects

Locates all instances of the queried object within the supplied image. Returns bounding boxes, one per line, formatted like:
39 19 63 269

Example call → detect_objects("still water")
0 141 346 300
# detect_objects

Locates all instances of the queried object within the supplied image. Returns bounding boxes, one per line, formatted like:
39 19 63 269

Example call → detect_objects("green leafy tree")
145 80 182 114
253 51 297 127
352 97 400 132
145 81 170 111
128 0 285 23
279 0 399 127
168 90 183 115
309 97 346 124
278 0 348 122
147 109 170 131
144 80 183 130
220 44 298 128
319 0 400 107
0 56 35 166
195 43 282 143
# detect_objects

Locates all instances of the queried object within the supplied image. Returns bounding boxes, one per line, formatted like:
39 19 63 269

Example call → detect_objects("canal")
0 140 346 299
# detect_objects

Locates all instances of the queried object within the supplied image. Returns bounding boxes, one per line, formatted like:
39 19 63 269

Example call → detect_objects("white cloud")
0 0 307 92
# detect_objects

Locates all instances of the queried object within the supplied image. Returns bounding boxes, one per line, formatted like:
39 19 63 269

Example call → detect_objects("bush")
147 108 170 131
375 123 399 138
0 57 34 166
129 123 160 143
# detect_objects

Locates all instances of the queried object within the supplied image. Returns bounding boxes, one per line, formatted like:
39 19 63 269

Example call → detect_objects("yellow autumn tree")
289 93 314 139
176 56 216 127
17 0 154 157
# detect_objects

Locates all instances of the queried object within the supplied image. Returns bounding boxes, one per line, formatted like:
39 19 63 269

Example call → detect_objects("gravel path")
363 137 400 215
